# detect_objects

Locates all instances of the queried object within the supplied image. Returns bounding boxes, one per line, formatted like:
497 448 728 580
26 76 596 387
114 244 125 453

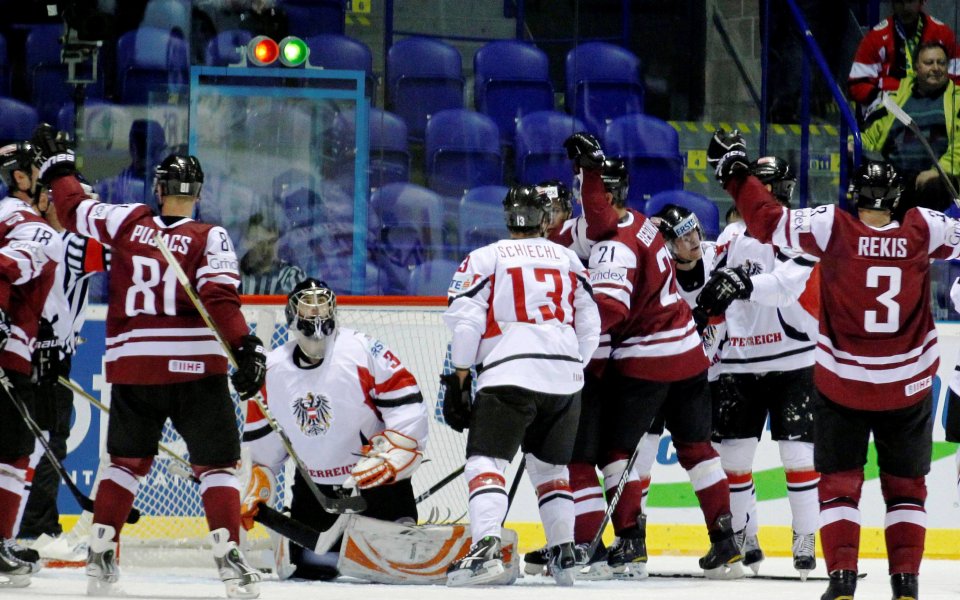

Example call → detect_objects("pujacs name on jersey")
496 243 562 260
129 225 192 255
857 236 907 258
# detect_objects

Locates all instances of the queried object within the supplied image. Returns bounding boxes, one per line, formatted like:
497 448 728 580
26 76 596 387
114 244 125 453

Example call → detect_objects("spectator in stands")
95 119 166 212
862 40 960 214
848 0 960 114
240 213 306 295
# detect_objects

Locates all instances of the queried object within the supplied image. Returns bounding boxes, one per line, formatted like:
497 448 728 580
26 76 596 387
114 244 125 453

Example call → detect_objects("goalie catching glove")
707 129 749 185
346 430 422 490
696 266 754 317
439 371 472 432
31 123 77 185
241 464 277 531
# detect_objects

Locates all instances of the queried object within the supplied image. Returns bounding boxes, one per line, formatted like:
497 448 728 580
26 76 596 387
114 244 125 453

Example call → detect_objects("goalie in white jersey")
241 278 428 581
442 185 600 587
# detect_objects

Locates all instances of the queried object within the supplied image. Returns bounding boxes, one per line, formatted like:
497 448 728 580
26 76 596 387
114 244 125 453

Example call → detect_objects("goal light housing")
246 35 310 68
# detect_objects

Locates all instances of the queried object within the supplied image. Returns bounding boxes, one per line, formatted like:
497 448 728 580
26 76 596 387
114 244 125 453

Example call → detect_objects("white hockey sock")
465 456 509 541
719 438 759 533
780 441 819 535
632 433 660 514
527 456 574 547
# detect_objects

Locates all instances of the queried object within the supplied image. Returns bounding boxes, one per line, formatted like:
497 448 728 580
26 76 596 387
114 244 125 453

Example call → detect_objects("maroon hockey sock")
93 479 136 539
609 480 644 535
0 457 28 538
675 441 729 530
569 462 604 544
694 480 731 531
819 470 864 572
880 473 926 574
202 486 241 542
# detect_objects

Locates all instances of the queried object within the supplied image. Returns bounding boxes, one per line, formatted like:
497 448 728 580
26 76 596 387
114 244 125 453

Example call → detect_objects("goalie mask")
849 160 902 212
653 204 703 264
286 278 338 360
750 156 796 206
503 185 550 233
154 154 204 199
0 142 37 192
600 158 629 207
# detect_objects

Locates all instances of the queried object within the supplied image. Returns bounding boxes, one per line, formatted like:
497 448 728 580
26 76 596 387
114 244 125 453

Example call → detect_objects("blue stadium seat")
0 98 39 143
565 42 644 136
425 109 502 197
369 108 410 187
280 0 346 37
604 113 683 205
645 190 721 241
204 29 253 66
387 37 464 141
514 110 587 188
305 34 376 99
459 185 509 253
116 27 189 104
370 183 444 294
142 0 191 36
474 40 553 145
26 24 104 124
409 258 460 295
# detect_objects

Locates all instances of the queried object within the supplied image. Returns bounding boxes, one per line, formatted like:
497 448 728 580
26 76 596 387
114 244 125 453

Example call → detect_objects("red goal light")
248 36 279 66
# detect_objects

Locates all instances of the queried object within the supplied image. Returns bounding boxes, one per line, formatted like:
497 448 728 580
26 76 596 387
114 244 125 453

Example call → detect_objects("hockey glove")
241 464 277 531
440 371 473 432
696 266 754 317
707 129 749 184
692 306 710 336
31 318 61 385
31 123 77 185
0 308 10 352
231 335 267 400
347 430 423 490
563 132 606 171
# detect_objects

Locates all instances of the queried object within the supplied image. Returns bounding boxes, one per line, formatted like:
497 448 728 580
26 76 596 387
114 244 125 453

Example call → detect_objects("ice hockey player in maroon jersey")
0 141 62 588
710 128 960 600
32 124 267 599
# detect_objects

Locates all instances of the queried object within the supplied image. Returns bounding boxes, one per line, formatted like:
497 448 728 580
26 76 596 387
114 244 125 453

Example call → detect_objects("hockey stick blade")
414 464 465 504
0 369 141 524
881 94 960 208
647 571 868 581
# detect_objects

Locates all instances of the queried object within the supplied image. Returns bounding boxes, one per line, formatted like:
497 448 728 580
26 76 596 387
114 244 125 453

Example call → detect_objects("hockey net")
105 295 468 565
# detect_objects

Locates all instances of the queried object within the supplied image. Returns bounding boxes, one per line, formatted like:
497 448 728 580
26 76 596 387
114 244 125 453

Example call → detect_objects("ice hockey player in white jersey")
945 278 960 501
698 156 821 579
241 278 428 581
442 185 600 587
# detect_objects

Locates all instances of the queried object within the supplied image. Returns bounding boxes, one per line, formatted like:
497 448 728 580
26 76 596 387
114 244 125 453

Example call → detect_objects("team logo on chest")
292 392 333 436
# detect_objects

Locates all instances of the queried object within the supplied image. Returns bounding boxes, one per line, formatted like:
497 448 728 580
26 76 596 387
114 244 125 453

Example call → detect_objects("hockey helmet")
154 154 204 198
750 156 796 206
536 179 572 222
653 204 703 263
600 157 629 206
849 160 901 212
286 278 338 360
503 185 550 232
0 142 37 191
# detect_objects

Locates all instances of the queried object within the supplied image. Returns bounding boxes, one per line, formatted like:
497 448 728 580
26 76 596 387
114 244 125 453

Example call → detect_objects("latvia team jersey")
445 236 600 395
49 175 249 385
729 175 960 410
0 197 62 375
715 220 819 374
548 169 619 261
588 209 708 382
243 330 427 485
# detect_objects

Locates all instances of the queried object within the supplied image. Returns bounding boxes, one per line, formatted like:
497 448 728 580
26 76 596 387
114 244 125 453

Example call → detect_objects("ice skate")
523 545 550 576
699 514 744 579
6 539 40 573
209 528 260 599
446 536 504 587
547 542 577 586
735 530 764 575
573 542 613 580
34 533 88 566
86 524 120 596
820 569 857 600
890 573 918 600
792 530 816 581
0 537 31 588
607 514 648 579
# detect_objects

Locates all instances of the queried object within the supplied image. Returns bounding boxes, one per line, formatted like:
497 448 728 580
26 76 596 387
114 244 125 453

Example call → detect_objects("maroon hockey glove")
31 317 61 385
231 335 267 400
439 371 472 432
31 123 76 185
563 132 606 171
696 266 753 317
707 129 749 184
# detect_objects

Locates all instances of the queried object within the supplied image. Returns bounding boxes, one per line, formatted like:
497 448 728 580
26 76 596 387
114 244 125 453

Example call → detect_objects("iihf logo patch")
292 392 333 436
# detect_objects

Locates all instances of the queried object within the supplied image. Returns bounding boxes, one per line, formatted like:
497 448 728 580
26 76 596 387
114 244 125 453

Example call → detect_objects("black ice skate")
446 536 504 587
523 545 550 576
792 530 816 581
4 539 39 574
547 542 577 586
574 542 613 580
607 513 648 579
890 572 918 600
209 528 261 599
735 529 764 574
699 514 744 579
0 537 32 588
86 524 120 596
820 569 858 600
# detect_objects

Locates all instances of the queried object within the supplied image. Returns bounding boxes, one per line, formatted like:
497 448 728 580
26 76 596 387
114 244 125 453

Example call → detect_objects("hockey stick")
153 232 366 515
414 464 465 504
253 505 350 555
881 93 960 208
501 455 527 526
585 441 645 560
0 367 141 524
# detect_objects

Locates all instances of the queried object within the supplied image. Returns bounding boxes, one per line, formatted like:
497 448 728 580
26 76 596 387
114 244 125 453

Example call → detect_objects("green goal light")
279 37 309 67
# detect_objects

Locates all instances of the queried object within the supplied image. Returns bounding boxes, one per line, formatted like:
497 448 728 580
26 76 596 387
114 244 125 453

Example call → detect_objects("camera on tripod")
47 0 115 85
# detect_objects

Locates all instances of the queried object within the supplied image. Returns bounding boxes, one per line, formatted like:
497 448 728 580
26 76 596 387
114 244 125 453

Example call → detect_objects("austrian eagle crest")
292 392 333 436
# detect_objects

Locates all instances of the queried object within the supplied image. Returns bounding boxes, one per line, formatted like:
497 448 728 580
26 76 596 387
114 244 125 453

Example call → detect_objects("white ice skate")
209 528 261 599
86 524 120 596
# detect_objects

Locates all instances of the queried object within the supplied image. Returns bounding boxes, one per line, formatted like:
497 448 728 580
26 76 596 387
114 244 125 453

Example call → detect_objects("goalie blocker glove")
439 371 472 432
563 132 606 171
348 430 423 489
696 266 754 317
707 129 749 184
31 123 77 185
240 464 277 531
231 335 267 400
31 317 60 385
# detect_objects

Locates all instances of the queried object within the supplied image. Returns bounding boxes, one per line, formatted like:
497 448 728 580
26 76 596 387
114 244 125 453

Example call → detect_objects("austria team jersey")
729 175 960 410
589 209 708 382
715 220 819 374
49 175 249 384
0 197 61 375
243 331 427 485
445 237 600 395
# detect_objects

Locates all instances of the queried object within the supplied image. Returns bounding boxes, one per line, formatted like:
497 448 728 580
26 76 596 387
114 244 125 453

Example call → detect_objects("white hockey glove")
347 430 423 490
241 464 277 531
